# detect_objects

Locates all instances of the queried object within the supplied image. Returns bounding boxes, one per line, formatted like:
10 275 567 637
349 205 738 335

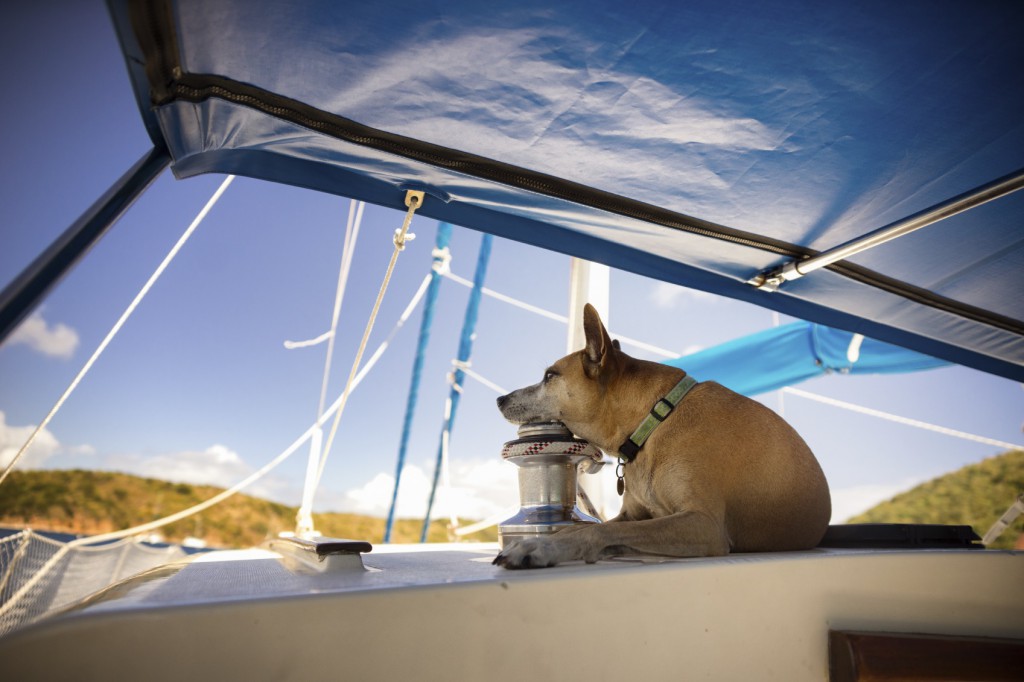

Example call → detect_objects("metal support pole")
752 167 1024 291
566 258 610 353
0 146 171 343
566 258 610 516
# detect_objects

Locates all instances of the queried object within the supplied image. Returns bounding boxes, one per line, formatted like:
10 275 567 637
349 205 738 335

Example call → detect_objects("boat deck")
1 543 1021 680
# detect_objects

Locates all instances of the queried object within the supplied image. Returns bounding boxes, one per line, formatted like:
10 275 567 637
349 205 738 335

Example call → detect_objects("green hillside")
848 449 1024 549
4 453 1020 551
0 469 497 547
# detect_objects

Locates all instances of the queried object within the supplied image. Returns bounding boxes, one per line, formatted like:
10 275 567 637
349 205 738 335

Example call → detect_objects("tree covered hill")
2 452 1020 550
0 469 497 547
849 449 1023 550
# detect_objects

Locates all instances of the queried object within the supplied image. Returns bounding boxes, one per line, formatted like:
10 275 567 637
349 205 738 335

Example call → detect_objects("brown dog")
493 304 831 568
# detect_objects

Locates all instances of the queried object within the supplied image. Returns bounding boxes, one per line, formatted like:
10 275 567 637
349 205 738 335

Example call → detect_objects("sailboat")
0 0 1022 678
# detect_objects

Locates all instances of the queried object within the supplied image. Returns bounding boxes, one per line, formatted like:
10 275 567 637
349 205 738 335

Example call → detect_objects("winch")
498 421 603 548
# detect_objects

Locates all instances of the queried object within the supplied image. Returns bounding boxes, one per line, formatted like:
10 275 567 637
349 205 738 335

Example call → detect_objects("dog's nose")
496 394 508 409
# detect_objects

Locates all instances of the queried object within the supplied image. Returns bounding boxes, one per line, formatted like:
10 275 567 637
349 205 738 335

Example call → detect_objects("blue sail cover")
108 0 1024 380
666 322 948 397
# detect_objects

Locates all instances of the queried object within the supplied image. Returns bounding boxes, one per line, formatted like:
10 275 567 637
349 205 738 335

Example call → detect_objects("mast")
566 259 609 353
567 258 611 518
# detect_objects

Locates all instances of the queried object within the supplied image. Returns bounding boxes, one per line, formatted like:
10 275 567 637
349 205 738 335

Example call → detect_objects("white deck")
1 543 1021 680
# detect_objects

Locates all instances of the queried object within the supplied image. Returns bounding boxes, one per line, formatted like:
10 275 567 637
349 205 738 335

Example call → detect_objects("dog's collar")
617 375 698 464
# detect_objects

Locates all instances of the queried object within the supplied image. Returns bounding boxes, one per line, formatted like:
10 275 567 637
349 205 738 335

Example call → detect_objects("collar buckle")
618 438 641 462
651 397 674 421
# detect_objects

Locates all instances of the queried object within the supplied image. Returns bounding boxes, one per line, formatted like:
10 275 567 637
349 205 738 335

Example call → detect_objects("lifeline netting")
0 529 186 637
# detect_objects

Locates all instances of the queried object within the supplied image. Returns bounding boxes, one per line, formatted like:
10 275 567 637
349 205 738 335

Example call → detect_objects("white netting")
0 530 186 638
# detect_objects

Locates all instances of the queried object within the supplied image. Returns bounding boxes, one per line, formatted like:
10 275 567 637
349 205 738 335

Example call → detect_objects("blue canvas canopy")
10 0 1022 380
667 322 949 397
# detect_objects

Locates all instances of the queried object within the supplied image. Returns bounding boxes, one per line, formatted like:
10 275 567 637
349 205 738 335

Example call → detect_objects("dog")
493 303 831 569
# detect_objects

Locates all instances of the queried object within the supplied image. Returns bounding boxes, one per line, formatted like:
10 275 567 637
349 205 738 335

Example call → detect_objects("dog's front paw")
492 536 570 570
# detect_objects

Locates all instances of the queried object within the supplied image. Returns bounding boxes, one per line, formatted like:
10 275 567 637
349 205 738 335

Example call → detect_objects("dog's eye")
543 370 558 383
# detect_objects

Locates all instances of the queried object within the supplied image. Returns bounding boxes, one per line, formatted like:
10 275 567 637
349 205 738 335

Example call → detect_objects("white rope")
0 397 340 626
440 396 459 531
0 190 432 615
312 271 433 489
295 201 366 534
350 273 432 390
441 270 676 358
0 383 349 626
452 360 1021 454
317 191 424 484
782 386 1024 450
86 430 315 546
2 199 428 564
452 360 508 395
316 200 364 419
442 271 568 323
26 287 435 553
283 330 333 349
611 333 676 359
0 175 235 487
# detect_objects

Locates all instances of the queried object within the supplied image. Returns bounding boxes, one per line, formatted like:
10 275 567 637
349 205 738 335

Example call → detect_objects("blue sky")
1 1 1021 531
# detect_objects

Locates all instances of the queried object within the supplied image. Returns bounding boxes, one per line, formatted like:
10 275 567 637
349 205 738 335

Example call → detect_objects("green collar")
617 375 697 463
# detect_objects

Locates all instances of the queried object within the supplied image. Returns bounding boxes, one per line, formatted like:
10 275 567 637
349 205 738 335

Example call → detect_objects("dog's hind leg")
493 511 730 569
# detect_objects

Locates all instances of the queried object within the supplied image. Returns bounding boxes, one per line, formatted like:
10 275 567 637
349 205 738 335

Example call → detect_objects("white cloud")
3 312 79 359
829 478 924 523
650 281 714 310
343 459 519 520
107 444 251 489
0 411 61 469
103 444 300 505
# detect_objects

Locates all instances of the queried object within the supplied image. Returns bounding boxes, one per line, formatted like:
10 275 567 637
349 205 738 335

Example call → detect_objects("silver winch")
498 421 603 548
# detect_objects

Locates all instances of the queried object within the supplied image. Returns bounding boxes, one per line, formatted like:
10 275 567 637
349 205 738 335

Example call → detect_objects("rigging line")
351 274 433 390
4 266 433 599
441 270 677 358
317 191 424 486
0 409 328 626
64 414 319 549
451 360 508 396
283 330 332 349
442 271 568 323
613 333 677 360
8 286 440 557
384 224 452 543
317 200 364 420
441 398 458 532
0 175 235 487
458 366 1021 452
296 199 364 536
782 386 1023 450
312 270 434 492
108 271 434 542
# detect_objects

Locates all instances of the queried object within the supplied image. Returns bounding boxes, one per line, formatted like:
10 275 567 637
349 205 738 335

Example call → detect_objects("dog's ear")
582 303 613 378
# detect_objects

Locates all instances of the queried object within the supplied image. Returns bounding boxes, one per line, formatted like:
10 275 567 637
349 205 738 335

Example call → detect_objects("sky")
0 1 1021 535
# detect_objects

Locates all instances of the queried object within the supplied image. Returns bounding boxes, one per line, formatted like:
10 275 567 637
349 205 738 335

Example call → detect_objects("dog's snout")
496 394 509 409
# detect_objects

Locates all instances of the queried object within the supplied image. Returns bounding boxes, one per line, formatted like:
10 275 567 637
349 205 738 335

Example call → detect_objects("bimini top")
108 0 1024 380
